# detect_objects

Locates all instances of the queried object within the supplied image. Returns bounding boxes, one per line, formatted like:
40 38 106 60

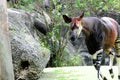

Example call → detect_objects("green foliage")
63 0 120 16
62 55 82 66
46 0 70 67
11 0 34 10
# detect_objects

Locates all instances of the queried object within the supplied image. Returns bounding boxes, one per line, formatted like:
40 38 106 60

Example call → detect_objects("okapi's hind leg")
115 40 120 80
116 57 120 80
108 49 115 79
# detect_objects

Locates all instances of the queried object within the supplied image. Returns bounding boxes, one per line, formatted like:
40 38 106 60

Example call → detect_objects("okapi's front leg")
92 49 107 80
92 49 103 80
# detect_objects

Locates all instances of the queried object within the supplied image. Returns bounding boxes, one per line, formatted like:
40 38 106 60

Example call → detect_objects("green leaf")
103 5 108 10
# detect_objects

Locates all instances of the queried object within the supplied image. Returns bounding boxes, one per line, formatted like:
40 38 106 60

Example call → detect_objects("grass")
39 66 118 80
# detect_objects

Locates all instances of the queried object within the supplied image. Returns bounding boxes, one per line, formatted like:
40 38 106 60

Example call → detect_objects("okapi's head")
63 12 84 41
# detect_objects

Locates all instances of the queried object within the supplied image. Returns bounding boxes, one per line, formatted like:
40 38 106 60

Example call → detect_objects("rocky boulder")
8 8 50 80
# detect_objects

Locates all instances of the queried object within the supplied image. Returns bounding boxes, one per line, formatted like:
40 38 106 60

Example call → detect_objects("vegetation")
8 0 34 10
46 0 71 67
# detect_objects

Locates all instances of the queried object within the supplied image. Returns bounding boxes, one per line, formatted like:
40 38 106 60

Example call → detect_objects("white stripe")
109 53 114 69
92 49 103 59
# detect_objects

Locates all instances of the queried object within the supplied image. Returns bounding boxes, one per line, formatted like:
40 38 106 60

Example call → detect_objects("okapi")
63 12 120 80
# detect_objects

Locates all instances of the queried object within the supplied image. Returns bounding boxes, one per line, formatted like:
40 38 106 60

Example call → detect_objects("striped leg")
92 49 107 80
108 51 115 78
93 59 101 80
116 55 120 80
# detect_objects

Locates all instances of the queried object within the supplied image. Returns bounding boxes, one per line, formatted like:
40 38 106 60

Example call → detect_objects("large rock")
8 8 50 80
30 10 51 35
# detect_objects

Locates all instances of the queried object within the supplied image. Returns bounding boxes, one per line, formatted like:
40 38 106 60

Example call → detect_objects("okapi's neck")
81 18 91 37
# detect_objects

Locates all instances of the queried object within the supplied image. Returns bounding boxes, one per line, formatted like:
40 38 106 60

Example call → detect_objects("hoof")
109 68 114 78
103 77 107 80
111 74 114 78
118 75 120 80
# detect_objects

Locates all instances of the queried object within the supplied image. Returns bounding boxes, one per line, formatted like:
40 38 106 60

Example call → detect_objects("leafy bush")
47 3 69 66
10 0 34 10
62 55 82 66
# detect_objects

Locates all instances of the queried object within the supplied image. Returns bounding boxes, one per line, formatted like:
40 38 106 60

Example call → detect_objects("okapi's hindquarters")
115 39 120 80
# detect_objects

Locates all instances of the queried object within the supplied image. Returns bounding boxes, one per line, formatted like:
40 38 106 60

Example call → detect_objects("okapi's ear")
63 15 72 23
78 12 84 21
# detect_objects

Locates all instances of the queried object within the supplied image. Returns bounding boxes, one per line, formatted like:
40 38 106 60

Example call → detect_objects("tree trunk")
0 0 14 80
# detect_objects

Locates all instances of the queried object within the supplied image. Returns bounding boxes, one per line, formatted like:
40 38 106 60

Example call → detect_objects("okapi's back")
101 17 118 50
